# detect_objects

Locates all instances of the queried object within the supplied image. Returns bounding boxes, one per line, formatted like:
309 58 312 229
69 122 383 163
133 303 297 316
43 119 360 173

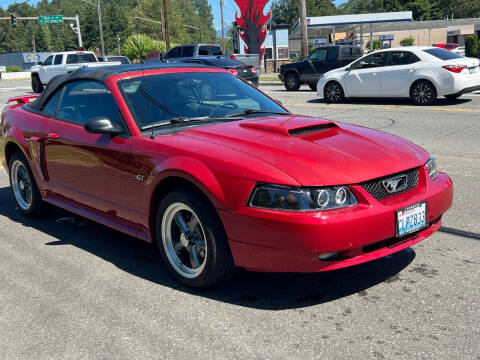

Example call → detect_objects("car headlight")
249 184 357 211
425 157 438 180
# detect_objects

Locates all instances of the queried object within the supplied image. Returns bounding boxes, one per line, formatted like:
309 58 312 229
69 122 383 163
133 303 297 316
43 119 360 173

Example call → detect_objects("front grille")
360 168 419 200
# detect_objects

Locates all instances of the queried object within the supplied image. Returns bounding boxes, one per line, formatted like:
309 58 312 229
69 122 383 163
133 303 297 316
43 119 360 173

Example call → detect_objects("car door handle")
47 132 60 141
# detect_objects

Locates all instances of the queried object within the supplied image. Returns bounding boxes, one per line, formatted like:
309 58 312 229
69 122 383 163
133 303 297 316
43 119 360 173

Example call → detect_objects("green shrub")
6 65 23 72
400 37 415 46
465 35 479 58
366 39 382 50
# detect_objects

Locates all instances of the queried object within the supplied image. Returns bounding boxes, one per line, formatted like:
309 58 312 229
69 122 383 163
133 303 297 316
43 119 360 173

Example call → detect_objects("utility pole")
97 0 105 55
163 0 170 50
299 0 308 58
117 35 121 55
220 0 225 52
160 9 165 41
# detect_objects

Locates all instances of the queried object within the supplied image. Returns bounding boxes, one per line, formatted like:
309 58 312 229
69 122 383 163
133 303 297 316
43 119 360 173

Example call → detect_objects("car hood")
182 115 429 186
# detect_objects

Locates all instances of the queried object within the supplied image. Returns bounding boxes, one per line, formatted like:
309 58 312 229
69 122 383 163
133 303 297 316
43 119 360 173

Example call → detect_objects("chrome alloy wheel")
413 83 432 104
10 160 33 211
161 203 207 278
325 83 341 102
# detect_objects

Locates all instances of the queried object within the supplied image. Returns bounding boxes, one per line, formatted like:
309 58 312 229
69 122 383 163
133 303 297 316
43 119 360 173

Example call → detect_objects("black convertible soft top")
28 63 209 111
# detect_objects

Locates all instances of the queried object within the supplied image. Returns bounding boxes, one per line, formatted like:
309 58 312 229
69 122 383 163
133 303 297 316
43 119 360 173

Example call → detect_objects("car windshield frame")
117 70 289 136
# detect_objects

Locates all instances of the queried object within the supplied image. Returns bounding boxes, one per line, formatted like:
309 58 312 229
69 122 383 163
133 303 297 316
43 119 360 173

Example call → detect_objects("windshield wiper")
225 109 290 118
140 116 242 131
140 116 209 131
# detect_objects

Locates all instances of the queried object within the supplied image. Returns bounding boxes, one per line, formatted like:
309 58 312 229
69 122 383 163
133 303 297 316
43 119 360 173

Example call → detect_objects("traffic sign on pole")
38 15 63 24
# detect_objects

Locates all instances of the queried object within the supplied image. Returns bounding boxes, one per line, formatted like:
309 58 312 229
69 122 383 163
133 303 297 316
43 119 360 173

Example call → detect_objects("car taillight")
229 69 238 76
230 55 236 60
442 65 467 73
251 67 257 72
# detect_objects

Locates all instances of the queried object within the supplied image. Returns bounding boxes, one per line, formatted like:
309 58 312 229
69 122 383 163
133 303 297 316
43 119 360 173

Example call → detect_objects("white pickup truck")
30 51 120 93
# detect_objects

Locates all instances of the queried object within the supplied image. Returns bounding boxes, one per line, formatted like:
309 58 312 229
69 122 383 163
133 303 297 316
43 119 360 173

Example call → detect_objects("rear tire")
410 80 437 106
323 81 345 103
156 188 234 288
31 75 44 93
308 83 317 91
284 72 300 91
8 152 44 216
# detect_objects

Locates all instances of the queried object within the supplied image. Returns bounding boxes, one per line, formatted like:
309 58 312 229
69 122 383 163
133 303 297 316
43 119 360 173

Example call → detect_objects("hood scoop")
239 116 337 136
288 123 337 136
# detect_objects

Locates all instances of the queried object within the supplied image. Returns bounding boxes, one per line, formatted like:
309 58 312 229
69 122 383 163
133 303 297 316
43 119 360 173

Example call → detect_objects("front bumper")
220 169 453 273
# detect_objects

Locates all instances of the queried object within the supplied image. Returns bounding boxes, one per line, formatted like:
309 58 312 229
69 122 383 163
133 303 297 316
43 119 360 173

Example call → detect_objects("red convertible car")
1 65 453 288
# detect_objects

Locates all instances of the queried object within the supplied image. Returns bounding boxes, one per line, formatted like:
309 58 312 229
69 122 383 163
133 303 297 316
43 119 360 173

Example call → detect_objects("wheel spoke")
174 212 189 233
173 241 184 253
191 238 205 247
189 246 201 268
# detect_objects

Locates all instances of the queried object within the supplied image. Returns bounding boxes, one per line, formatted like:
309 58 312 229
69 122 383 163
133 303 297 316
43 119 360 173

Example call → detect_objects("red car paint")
0 67 453 273
433 43 458 50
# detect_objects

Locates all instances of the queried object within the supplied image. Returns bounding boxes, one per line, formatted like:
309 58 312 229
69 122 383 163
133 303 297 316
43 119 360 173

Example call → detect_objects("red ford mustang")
1 65 453 288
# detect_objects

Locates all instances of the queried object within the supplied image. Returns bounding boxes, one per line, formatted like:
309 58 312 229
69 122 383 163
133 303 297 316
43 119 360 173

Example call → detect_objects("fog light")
318 251 339 261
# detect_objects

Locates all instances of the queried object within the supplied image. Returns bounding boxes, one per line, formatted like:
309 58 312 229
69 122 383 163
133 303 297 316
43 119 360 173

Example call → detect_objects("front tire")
323 81 345 103
9 152 43 216
156 188 234 288
410 80 437 105
31 75 44 93
284 72 300 91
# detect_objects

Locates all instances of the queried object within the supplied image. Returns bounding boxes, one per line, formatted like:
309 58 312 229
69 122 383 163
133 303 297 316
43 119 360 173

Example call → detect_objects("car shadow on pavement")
0 186 415 310
308 97 472 107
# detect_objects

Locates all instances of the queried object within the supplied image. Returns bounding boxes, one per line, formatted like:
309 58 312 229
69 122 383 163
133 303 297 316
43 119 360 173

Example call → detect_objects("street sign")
38 15 63 24
379 34 394 41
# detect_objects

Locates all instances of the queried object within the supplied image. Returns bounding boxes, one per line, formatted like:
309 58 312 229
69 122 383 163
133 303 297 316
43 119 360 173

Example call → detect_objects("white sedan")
317 46 480 105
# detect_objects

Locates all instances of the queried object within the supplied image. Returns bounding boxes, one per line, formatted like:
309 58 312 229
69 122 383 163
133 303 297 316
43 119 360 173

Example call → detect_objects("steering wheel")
208 102 239 118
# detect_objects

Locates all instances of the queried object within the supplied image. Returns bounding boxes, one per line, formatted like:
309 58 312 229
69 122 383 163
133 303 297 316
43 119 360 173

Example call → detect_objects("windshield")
423 48 464 60
118 72 287 133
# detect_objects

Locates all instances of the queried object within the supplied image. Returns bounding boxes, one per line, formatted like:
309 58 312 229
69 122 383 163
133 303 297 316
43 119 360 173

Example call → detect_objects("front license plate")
396 201 428 237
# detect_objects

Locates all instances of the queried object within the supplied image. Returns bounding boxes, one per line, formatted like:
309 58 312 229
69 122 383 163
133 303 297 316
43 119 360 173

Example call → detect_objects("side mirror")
84 117 123 136
345 66 351 71
38 61 43 65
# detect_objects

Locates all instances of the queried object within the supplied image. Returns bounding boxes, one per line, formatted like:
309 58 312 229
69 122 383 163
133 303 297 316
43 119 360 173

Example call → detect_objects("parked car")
166 43 259 68
433 43 458 50
30 51 120 93
451 46 465 56
317 46 480 105
165 43 223 61
181 56 259 86
279 45 363 91
98 55 131 64
1 64 453 288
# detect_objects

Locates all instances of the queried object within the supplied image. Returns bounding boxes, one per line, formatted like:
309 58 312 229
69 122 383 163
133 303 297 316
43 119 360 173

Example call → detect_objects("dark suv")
279 45 363 91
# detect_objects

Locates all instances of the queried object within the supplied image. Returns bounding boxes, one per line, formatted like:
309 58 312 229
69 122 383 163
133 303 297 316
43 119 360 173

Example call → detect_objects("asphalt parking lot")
0 80 479 359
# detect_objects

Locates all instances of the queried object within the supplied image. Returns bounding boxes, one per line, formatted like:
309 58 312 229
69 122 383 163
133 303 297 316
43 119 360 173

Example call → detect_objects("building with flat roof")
289 13 480 53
